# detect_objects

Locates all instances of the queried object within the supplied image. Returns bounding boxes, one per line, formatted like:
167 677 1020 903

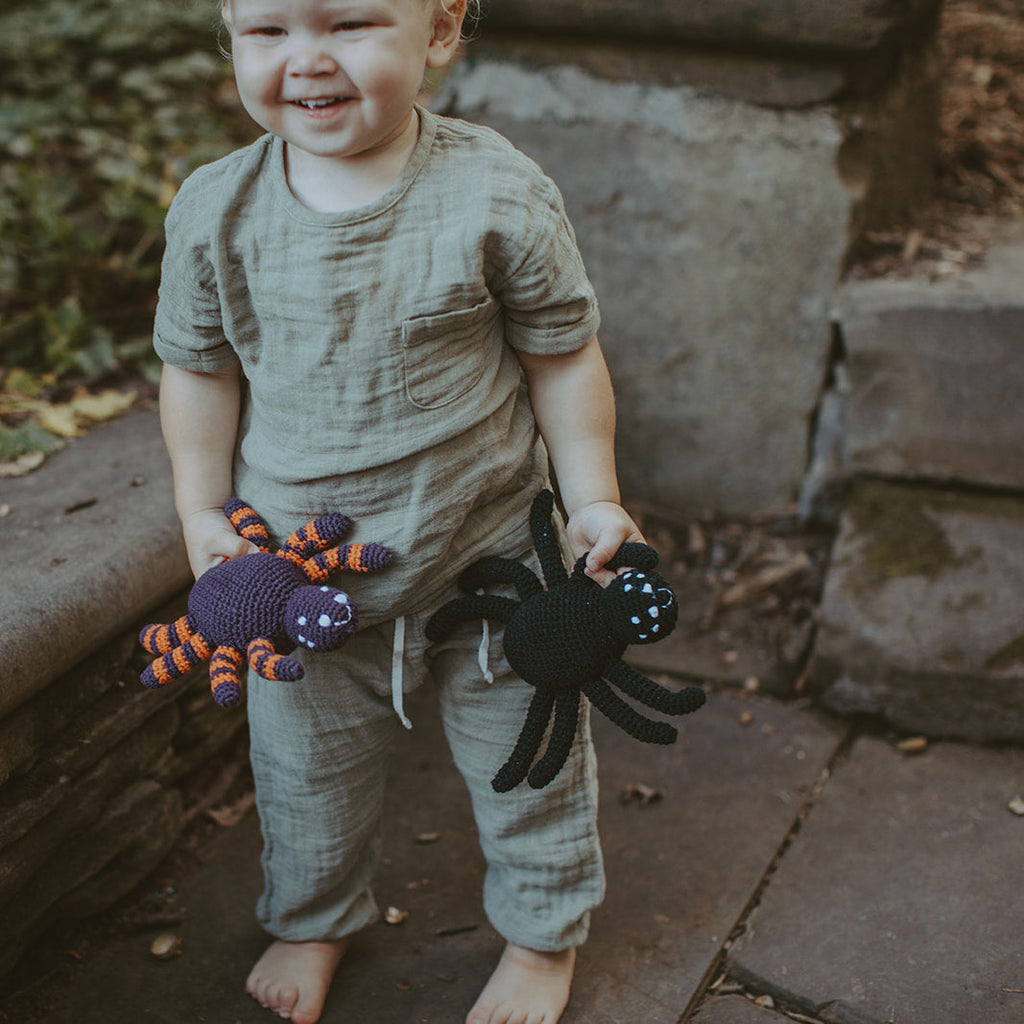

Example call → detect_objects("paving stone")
0 409 190 719
1 687 845 1023
727 735 1024 1024
811 479 1024 742
691 993 792 1023
838 224 1024 490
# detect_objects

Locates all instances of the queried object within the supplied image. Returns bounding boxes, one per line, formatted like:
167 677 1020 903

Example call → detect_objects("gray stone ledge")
0 408 190 720
478 0 941 55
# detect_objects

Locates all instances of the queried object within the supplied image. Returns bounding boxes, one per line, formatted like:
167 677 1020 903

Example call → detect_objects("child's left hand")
566 500 646 587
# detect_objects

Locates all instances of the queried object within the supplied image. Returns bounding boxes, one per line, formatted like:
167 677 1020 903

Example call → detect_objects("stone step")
810 479 1024 742
837 219 1024 492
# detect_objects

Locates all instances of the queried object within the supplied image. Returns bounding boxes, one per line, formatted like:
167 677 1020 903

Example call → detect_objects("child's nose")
288 37 338 76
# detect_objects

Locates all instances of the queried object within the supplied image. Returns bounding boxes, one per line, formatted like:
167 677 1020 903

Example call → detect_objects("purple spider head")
604 568 679 645
284 585 358 653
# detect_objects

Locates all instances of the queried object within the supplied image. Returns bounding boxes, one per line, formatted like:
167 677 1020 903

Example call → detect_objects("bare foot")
466 943 576 1024
246 938 348 1023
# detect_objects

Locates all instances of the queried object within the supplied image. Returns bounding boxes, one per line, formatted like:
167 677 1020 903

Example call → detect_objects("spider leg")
529 489 570 589
459 556 542 602
139 614 196 655
492 688 556 793
425 595 517 644
141 632 214 689
223 499 274 553
605 661 707 716
247 638 304 682
278 513 355 564
581 677 678 745
210 645 245 708
302 542 393 582
527 689 582 790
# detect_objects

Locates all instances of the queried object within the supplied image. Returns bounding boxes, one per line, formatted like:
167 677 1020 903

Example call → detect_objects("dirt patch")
851 0 1024 279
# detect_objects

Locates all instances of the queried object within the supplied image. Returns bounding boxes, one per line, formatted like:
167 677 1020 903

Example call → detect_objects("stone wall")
437 0 943 514
0 411 234 978
0 614 244 976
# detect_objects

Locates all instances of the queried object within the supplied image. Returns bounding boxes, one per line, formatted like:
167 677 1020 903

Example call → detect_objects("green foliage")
0 0 254 383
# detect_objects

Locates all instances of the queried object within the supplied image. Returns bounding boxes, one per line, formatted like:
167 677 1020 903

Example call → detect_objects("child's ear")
426 0 467 70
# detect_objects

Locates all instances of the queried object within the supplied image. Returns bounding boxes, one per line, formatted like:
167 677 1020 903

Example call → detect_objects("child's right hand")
182 507 259 580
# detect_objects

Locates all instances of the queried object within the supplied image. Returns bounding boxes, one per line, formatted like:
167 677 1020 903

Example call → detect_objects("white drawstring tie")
391 615 412 730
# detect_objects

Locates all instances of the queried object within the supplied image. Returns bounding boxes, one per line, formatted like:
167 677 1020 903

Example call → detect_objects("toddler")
154 1 645 1022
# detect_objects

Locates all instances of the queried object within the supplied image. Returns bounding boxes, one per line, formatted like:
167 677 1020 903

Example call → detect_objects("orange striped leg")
304 542 392 582
223 499 273 553
279 514 354 562
210 645 245 707
139 615 195 655
140 633 212 689
247 638 304 682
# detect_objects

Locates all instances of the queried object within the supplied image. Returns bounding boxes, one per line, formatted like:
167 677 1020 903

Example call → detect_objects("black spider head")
603 569 679 645
284 585 358 652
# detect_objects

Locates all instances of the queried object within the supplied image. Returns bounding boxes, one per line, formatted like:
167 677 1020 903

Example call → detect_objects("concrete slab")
437 59 848 515
0 409 190 718
727 735 1024 1024
838 220 1024 490
691 993 791 1023
811 479 1024 742
1 687 845 1024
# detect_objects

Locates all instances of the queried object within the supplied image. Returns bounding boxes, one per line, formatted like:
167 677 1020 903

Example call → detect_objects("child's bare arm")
159 363 256 578
518 336 644 584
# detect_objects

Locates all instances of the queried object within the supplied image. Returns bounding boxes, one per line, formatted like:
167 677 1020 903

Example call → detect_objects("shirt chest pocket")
402 299 501 410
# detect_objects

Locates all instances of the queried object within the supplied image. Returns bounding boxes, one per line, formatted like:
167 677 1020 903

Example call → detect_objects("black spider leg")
581 677 678 745
605 660 707 716
424 594 519 644
570 541 660 582
492 688 556 793
525 689 582 790
460 555 543 603
529 489 570 589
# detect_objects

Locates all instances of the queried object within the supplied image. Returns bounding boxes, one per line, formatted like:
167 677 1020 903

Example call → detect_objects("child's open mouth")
292 97 348 113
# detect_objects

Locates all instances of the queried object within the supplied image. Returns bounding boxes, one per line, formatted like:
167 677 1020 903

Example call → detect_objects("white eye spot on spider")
639 633 649 640
298 634 307 644
632 616 641 624
320 586 329 592
643 583 654 594
624 584 634 592
333 593 349 604
652 624 660 632
306 640 316 649
649 606 659 618
318 614 332 628
297 615 308 626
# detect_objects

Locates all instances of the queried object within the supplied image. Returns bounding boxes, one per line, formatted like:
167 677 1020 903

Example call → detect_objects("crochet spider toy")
139 499 392 708
426 489 706 791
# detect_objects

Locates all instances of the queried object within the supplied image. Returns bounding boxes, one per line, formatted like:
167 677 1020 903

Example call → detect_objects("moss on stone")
847 481 961 579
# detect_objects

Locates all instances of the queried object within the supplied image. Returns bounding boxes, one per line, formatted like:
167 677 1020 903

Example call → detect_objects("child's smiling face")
223 0 459 164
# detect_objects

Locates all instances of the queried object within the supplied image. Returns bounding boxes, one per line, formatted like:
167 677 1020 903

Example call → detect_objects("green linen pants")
246 581 606 953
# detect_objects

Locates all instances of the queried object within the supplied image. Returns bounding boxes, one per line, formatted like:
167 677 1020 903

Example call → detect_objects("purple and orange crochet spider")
139 499 392 707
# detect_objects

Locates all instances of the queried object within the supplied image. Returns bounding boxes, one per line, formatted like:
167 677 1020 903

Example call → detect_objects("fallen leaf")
150 933 183 959
68 387 137 423
740 711 755 727
415 832 441 844
0 451 46 477
0 504 10 517
1008 796 1024 816
621 783 662 807
385 906 409 925
206 790 255 827
897 736 928 755
35 402 82 438
718 552 812 608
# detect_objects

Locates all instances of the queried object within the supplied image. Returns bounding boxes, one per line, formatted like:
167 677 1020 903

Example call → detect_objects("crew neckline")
271 105 438 227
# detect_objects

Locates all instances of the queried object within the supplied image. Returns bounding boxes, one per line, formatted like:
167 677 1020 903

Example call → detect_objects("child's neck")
284 109 420 214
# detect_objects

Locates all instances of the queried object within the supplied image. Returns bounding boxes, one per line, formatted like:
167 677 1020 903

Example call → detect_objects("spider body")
426 489 706 792
140 499 392 707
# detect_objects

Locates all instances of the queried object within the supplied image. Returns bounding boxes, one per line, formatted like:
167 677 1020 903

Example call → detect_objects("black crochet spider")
426 490 706 792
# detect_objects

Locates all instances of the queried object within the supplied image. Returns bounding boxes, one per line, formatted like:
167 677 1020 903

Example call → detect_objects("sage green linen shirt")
154 107 601 623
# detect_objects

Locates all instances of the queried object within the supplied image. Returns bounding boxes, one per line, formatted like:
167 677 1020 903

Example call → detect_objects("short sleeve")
493 177 601 355
152 198 240 373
